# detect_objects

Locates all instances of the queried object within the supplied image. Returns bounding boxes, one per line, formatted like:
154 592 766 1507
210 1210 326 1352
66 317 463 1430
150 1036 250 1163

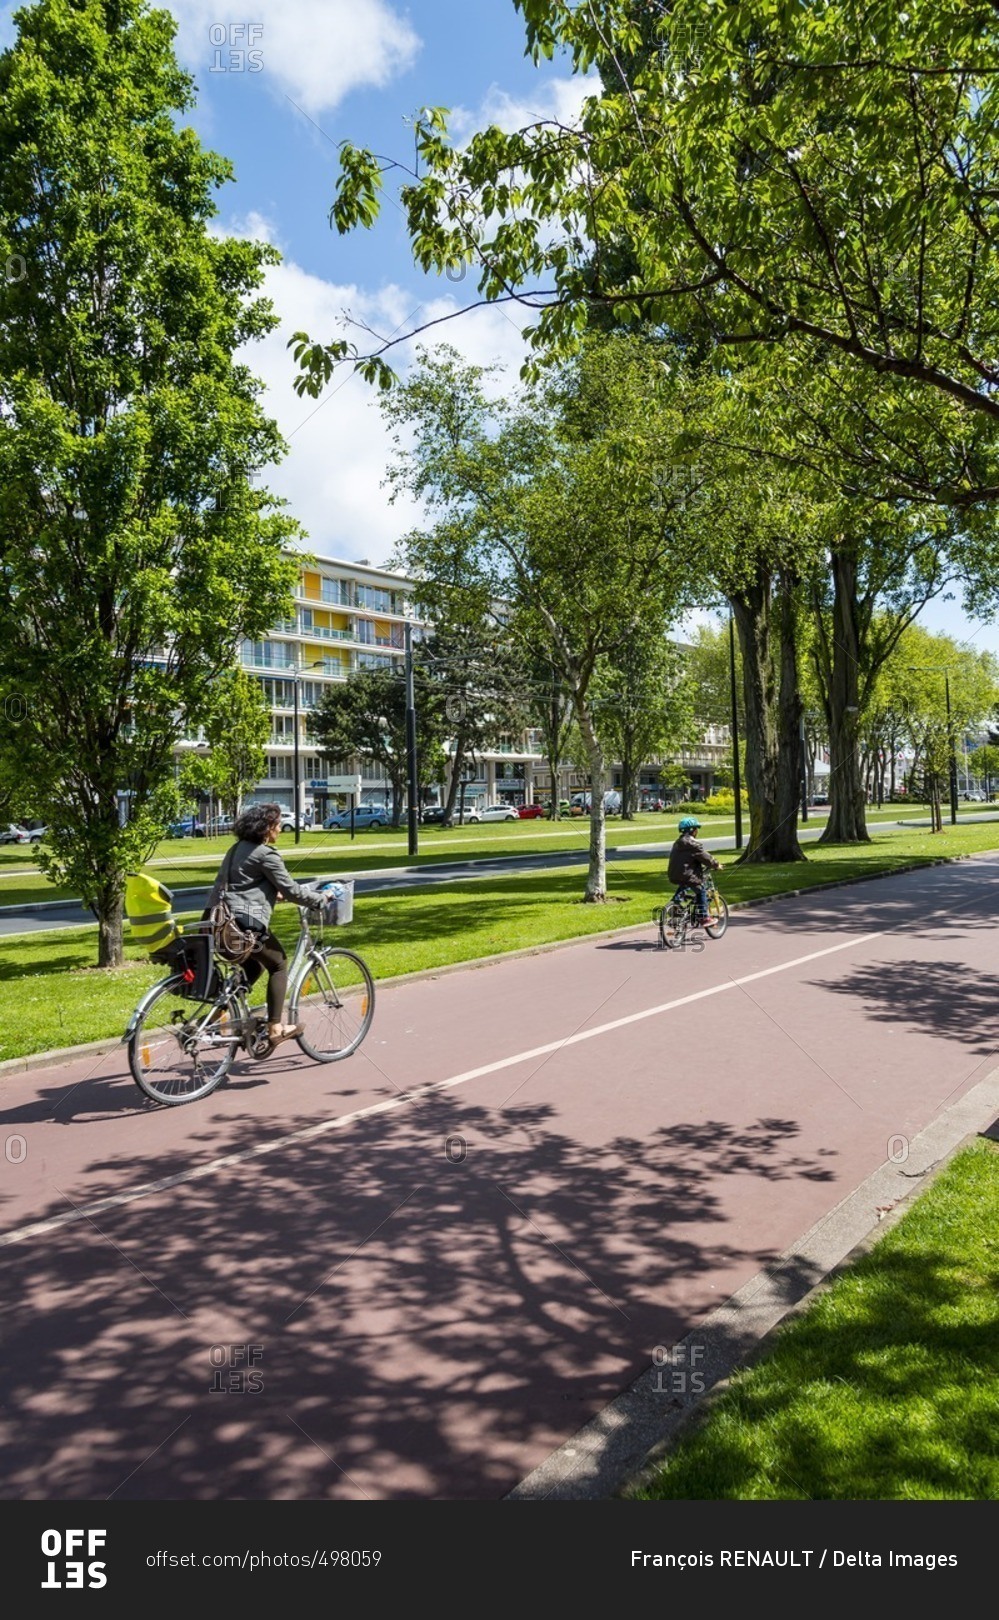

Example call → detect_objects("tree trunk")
546 746 562 818
818 549 870 844
96 884 124 969
577 702 607 900
621 736 635 820
731 573 806 864
441 734 467 824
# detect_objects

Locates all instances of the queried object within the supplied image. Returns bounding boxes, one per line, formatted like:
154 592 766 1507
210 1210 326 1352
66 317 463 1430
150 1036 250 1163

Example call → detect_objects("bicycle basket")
324 879 354 926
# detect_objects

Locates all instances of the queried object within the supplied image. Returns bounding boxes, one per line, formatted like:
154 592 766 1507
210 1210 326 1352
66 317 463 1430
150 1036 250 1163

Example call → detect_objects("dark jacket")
668 831 719 887
209 839 324 933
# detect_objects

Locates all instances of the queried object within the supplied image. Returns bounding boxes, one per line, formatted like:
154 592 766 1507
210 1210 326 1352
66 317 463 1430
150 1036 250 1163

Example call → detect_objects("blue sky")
2 0 997 657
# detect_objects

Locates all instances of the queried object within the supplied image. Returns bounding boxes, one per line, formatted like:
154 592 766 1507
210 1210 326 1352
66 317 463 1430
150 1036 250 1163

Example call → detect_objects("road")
1 856 997 1499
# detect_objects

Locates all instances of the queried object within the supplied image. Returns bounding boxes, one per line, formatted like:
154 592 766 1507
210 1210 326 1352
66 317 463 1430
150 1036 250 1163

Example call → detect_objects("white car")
0 823 28 844
468 803 518 823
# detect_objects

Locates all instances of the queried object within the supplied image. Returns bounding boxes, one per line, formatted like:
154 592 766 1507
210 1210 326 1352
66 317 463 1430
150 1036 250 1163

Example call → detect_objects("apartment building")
175 552 726 817
235 553 545 819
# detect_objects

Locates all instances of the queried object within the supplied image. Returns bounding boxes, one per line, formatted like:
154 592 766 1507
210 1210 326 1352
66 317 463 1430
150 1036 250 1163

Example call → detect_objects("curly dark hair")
234 802 282 843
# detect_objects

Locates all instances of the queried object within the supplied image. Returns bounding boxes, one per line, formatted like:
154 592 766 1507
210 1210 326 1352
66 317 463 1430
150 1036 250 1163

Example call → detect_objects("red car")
518 802 546 819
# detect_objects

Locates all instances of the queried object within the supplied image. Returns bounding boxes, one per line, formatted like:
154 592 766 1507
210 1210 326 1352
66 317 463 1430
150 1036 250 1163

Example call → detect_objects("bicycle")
654 870 729 950
124 883 375 1106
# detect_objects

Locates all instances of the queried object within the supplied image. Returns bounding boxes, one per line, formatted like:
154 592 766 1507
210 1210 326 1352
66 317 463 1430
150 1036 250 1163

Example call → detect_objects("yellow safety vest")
125 871 183 953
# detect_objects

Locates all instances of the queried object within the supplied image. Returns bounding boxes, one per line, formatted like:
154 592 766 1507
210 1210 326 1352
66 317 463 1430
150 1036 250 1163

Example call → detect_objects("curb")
504 1070 999 1501
0 850 985 1079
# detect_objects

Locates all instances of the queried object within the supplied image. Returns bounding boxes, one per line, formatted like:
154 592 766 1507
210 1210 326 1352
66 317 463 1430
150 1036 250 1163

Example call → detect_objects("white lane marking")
1 930 882 1249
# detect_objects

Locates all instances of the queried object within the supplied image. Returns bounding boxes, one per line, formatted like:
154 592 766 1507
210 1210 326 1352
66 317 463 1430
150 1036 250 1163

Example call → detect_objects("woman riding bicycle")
667 814 721 927
207 802 325 1047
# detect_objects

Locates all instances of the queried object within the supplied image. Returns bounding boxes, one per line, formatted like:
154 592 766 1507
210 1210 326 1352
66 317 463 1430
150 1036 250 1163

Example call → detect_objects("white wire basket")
325 879 354 926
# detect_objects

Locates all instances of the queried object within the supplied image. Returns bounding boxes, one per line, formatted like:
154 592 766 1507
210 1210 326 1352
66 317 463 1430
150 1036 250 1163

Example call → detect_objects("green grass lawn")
2 818 998 1064
627 1136 999 1500
0 803 981 909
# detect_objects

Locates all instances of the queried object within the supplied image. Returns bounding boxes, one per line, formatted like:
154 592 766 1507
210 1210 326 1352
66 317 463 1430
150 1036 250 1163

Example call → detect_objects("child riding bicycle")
667 815 721 926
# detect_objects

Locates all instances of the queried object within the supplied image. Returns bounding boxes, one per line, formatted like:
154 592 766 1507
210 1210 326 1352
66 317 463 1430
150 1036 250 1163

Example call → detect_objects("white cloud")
165 0 420 117
0 0 419 116
230 218 533 567
449 73 600 143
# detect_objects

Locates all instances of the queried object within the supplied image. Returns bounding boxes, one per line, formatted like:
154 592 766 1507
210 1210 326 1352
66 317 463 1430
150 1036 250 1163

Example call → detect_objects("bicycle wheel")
290 947 375 1062
704 889 729 939
129 978 239 1105
660 901 689 950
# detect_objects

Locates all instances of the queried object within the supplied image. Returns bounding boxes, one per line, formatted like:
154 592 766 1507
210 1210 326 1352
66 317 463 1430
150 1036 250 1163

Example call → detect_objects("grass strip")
628 1137 999 1500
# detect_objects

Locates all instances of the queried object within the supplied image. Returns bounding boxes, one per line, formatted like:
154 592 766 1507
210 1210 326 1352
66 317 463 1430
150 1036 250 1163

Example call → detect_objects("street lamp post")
292 659 325 845
728 613 743 851
945 674 959 826
404 620 419 858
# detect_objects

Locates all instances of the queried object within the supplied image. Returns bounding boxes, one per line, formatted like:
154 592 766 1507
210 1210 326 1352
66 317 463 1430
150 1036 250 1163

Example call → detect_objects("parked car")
324 804 390 830
570 790 622 815
466 803 518 823
422 805 449 824
518 803 546 819
810 792 829 806
166 817 205 838
22 823 46 842
0 822 29 844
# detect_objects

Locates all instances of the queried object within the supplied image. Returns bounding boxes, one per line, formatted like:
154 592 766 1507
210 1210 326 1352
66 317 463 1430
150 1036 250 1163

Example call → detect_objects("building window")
242 639 294 670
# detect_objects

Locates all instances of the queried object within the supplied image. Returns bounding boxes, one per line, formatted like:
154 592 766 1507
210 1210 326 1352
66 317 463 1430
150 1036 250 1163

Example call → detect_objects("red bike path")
1 857 998 1500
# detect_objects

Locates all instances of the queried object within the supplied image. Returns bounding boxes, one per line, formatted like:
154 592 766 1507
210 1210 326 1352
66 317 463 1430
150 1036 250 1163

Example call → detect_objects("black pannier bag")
150 930 220 1001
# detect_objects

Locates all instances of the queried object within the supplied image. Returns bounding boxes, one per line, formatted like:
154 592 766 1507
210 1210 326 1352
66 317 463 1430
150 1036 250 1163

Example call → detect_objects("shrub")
674 794 740 817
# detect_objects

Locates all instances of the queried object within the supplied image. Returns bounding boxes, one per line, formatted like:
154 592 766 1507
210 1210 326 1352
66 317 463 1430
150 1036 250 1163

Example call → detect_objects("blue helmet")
678 816 701 833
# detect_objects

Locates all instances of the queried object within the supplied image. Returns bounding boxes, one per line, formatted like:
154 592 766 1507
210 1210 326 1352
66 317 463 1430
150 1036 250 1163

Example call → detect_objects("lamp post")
728 613 743 850
404 619 419 858
945 674 959 826
292 659 325 845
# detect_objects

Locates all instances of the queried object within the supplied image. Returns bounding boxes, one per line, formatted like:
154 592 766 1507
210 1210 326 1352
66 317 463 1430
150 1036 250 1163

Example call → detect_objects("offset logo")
41 1529 107 1589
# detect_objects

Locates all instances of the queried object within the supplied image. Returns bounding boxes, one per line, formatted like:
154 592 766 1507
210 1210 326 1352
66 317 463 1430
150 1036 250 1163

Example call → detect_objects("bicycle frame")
123 889 341 1053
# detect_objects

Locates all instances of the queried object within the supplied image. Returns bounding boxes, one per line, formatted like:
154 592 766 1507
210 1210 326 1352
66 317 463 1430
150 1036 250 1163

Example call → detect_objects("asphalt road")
2 856 998 1500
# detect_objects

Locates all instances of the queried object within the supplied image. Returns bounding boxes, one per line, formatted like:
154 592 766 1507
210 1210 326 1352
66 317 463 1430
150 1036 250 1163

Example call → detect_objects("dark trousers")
675 875 709 920
241 931 288 1023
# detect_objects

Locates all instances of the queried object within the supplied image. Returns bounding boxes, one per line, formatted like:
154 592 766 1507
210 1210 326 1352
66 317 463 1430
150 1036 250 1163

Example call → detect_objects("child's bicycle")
122 881 374 1106
653 870 729 950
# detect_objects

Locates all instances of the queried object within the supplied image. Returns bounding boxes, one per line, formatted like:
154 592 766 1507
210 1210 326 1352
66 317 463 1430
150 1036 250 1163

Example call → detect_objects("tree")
296 1 999 510
177 669 271 821
380 335 703 900
408 616 532 825
522 647 574 818
592 630 695 817
308 666 444 824
0 0 299 965
809 502 954 843
969 745 999 798
890 625 999 830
